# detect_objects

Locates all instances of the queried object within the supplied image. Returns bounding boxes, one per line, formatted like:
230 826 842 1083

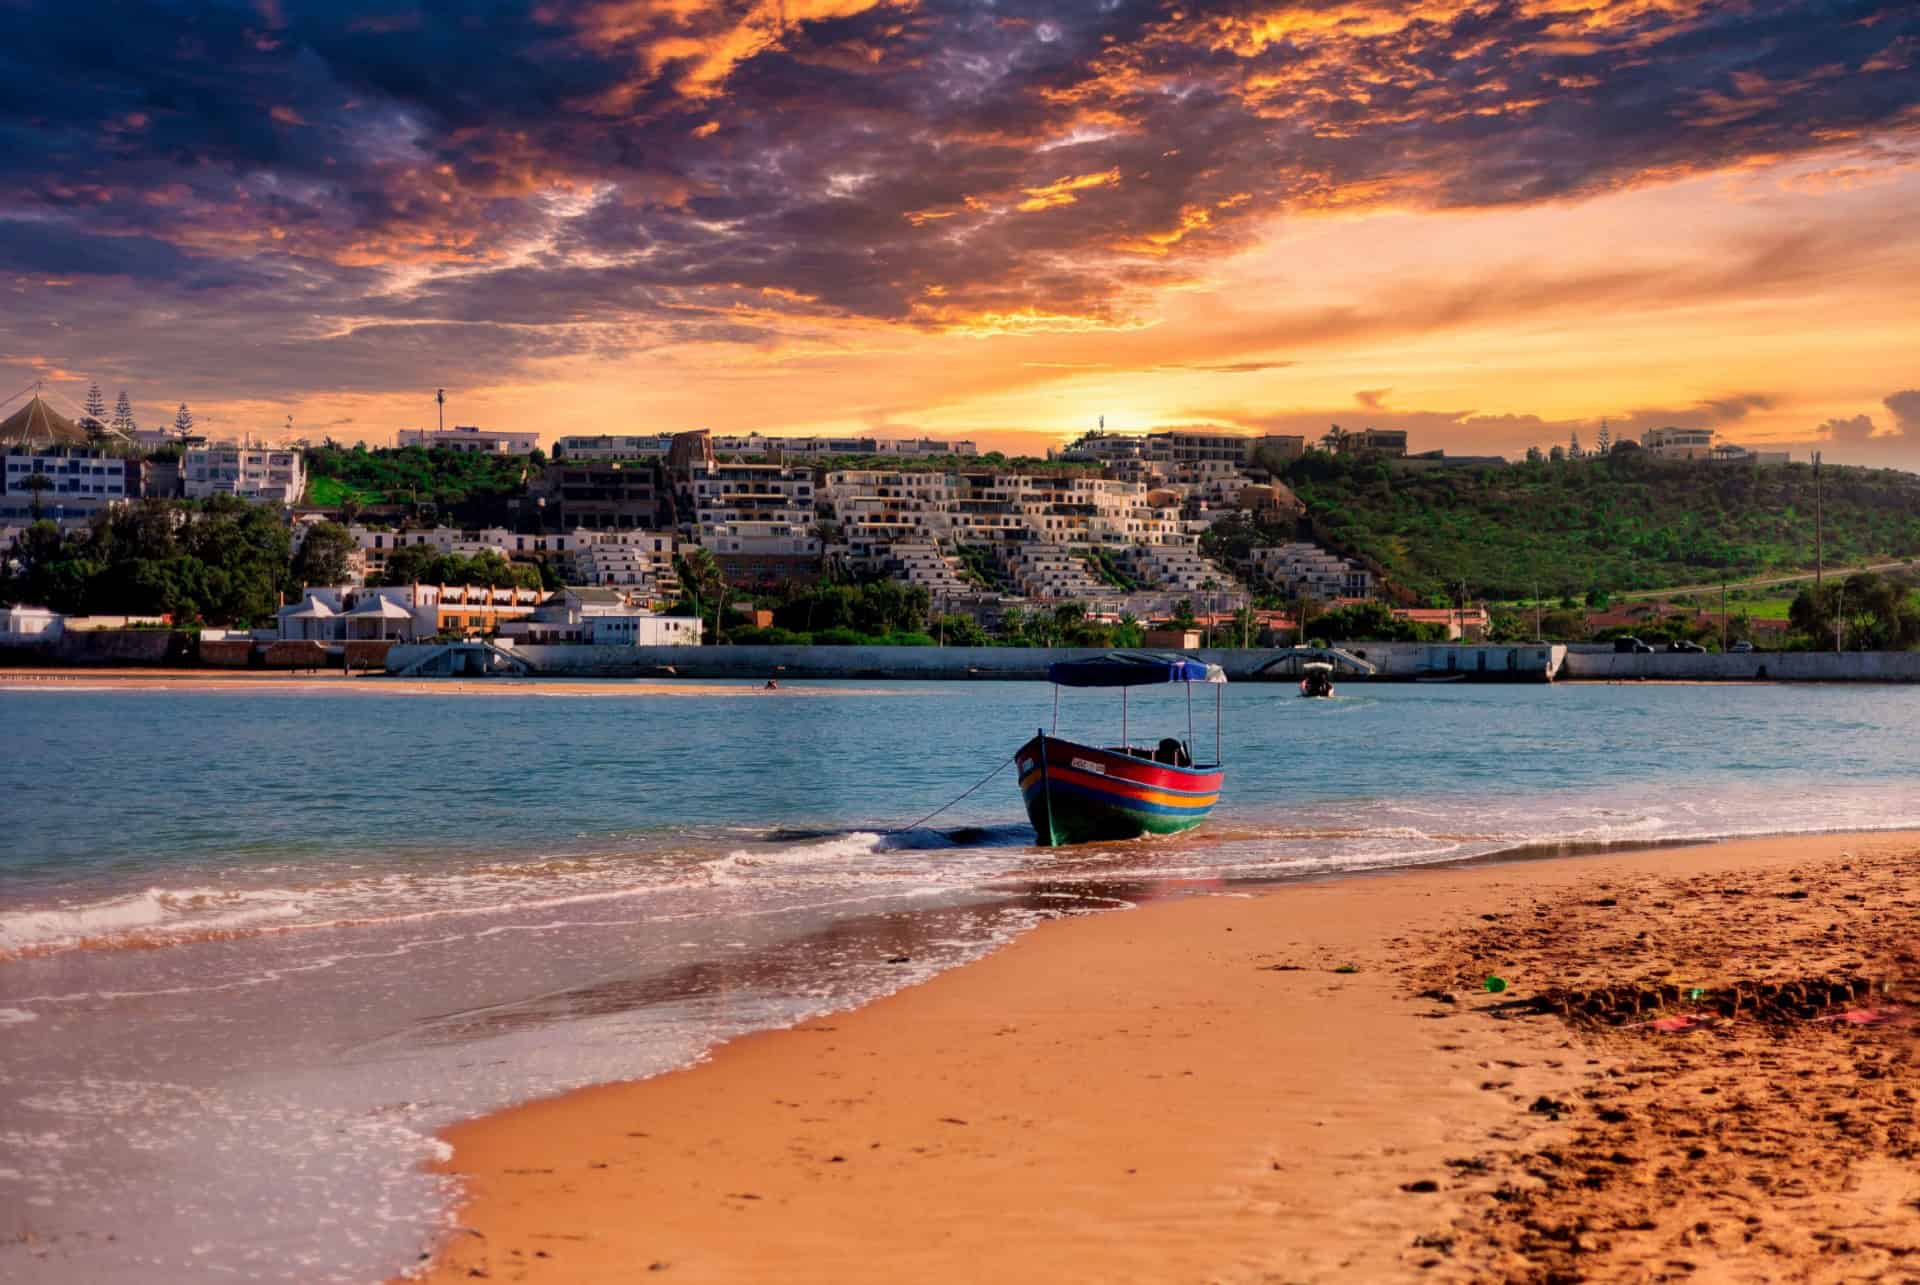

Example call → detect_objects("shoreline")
406 829 1920 1282
0 668 905 697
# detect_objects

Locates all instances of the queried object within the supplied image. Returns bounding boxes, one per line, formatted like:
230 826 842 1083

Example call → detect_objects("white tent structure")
344 596 415 640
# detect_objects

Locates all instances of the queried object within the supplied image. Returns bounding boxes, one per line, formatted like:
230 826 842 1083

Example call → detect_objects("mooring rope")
885 752 1017 835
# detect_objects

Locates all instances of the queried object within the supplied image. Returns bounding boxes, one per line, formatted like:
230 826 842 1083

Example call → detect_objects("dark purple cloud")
0 0 1914 400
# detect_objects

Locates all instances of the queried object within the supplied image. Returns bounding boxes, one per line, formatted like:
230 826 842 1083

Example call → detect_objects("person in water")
764 679 779 690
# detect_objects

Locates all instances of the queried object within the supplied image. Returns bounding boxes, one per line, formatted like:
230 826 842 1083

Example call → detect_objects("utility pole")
1813 451 1823 591
1721 577 1728 652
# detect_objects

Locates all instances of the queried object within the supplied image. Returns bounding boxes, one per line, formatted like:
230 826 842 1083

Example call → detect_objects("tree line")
1247 451 1920 602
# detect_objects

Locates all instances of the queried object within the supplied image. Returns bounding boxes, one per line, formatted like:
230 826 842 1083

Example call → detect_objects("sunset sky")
2 1 1916 464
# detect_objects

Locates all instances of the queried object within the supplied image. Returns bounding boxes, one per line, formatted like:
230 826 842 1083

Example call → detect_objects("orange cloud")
1116 204 1213 255
1016 168 1122 213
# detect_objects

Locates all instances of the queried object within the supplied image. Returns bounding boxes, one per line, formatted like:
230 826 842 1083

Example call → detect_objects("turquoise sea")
2 678 1917 1281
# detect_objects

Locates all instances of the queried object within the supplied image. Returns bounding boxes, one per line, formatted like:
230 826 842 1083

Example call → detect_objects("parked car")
1729 640 1755 653
1668 640 1706 654
1613 637 1655 654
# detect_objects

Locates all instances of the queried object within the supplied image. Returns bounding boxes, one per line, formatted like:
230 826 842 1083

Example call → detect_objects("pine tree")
112 390 137 437
1596 420 1611 455
83 381 107 426
1569 430 1583 459
173 403 195 440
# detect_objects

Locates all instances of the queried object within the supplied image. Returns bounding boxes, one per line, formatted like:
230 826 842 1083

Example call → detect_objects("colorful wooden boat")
1016 654 1227 847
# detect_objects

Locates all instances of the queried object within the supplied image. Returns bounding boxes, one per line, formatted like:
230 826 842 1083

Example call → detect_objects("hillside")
302 445 541 525
1252 454 1920 601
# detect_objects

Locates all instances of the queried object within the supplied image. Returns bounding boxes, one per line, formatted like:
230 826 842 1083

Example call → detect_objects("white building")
348 525 515 577
183 445 305 502
822 470 1189 552
871 437 978 457
0 604 62 644
1249 543 1374 600
586 614 701 646
689 461 819 574
495 587 699 646
572 531 677 589
1709 443 1792 466
1002 545 1110 600
1127 545 1239 593
277 583 542 642
884 543 973 596
1053 430 1145 463
397 426 541 454
1642 427 1717 460
707 432 977 459
552 434 676 461
1052 429 1303 467
2 449 137 519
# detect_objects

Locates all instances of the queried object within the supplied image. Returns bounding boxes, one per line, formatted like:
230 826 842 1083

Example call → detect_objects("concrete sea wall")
383 641 1567 682
1558 650 1920 682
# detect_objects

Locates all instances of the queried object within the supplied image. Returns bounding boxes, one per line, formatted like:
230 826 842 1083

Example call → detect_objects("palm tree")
677 547 726 642
23 471 52 521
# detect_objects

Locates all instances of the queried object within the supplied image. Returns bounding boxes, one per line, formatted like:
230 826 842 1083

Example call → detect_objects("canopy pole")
1121 685 1128 750
1052 683 1059 734
1215 683 1222 766
1186 682 1194 758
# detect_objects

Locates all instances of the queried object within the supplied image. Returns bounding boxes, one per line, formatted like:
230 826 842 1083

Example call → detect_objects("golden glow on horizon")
28 139 1920 468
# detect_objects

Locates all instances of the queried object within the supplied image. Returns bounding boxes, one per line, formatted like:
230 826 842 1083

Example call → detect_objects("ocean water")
2 678 1917 1281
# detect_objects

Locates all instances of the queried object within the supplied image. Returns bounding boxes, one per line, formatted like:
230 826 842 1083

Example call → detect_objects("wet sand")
410 832 1918 1283
0 669 893 697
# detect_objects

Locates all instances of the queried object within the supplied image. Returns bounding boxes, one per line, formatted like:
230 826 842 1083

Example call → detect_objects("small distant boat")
1414 673 1466 683
1299 661 1335 699
1017 654 1226 847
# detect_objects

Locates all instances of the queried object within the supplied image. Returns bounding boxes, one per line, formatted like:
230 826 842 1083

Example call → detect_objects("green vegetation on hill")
304 475 384 509
1232 453 1920 601
303 445 543 525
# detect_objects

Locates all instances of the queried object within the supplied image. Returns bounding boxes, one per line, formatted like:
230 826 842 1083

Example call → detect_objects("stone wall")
199 639 254 667
49 629 193 666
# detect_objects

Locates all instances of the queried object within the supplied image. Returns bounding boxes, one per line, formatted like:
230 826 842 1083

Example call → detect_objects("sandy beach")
408 832 1919 1283
0 669 894 697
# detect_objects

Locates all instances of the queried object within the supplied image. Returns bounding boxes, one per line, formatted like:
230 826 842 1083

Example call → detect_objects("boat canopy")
1046 652 1227 688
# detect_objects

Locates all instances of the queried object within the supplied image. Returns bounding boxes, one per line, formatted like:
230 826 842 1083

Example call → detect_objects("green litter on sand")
1483 975 1508 993
1688 988 1706 1001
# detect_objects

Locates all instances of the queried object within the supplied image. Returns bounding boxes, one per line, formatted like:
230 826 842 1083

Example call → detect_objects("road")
1613 558 1918 602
